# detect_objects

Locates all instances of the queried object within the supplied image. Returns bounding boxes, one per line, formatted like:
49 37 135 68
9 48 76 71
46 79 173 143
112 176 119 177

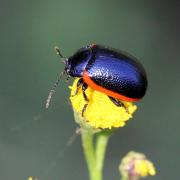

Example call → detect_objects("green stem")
81 130 102 180
95 132 110 178
81 130 110 180
121 177 129 180
74 112 111 180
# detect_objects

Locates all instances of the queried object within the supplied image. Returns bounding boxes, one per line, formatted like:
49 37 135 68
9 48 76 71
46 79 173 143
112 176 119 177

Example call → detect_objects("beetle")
46 44 147 115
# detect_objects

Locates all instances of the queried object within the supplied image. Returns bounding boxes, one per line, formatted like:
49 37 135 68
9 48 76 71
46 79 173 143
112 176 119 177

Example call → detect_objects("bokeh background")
0 0 180 179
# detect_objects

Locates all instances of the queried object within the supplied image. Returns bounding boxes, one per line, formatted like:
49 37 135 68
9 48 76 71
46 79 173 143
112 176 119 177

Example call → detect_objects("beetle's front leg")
108 96 129 113
72 78 84 96
82 83 89 116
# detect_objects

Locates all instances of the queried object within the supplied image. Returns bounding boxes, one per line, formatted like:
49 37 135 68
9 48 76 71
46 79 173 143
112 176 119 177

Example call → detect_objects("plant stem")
95 132 110 179
121 177 128 180
81 129 99 180
81 130 110 180
74 112 111 180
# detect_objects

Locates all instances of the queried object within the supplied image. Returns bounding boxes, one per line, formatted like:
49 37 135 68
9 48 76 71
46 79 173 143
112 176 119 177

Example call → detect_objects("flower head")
69 78 137 129
28 177 38 180
119 151 156 180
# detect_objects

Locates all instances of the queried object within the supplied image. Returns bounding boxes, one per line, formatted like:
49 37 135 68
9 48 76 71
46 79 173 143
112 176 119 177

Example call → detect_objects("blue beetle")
46 44 147 114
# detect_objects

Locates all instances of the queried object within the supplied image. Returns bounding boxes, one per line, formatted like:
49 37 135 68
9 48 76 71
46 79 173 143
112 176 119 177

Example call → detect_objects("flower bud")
119 151 156 180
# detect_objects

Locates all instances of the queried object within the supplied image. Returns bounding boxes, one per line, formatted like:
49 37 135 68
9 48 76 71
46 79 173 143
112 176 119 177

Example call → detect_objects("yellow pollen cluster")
69 78 137 129
134 159 156 177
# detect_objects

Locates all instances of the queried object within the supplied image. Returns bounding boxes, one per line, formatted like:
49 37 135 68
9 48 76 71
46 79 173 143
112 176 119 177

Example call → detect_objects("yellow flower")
28 177 38 180
28 177 33 180
119 151 156 179
69 78 137 129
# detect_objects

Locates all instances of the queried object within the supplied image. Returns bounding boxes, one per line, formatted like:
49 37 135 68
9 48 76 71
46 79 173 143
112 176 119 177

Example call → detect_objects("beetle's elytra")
46 44 148 114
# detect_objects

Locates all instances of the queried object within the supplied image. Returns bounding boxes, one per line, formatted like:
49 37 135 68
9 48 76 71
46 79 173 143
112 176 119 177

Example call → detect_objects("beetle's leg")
82 104 88 117
82 83 89 101
108 96 129 113
108 96 124 107
72 78 84 96
82 83 89 116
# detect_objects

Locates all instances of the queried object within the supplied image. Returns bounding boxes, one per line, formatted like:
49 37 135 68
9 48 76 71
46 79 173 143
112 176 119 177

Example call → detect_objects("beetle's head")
65 45 94 77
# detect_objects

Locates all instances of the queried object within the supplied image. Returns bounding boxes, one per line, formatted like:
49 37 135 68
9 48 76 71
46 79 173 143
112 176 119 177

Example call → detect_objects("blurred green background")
0 0 180 179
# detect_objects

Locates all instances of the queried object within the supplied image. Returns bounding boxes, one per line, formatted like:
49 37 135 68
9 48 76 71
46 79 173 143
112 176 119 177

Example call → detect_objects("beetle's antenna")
54 46 66 64
54 46 63 58
46 71 64 108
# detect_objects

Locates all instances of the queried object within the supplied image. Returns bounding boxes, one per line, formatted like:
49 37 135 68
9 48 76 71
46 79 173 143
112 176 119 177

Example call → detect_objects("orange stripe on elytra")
83 70 140 102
